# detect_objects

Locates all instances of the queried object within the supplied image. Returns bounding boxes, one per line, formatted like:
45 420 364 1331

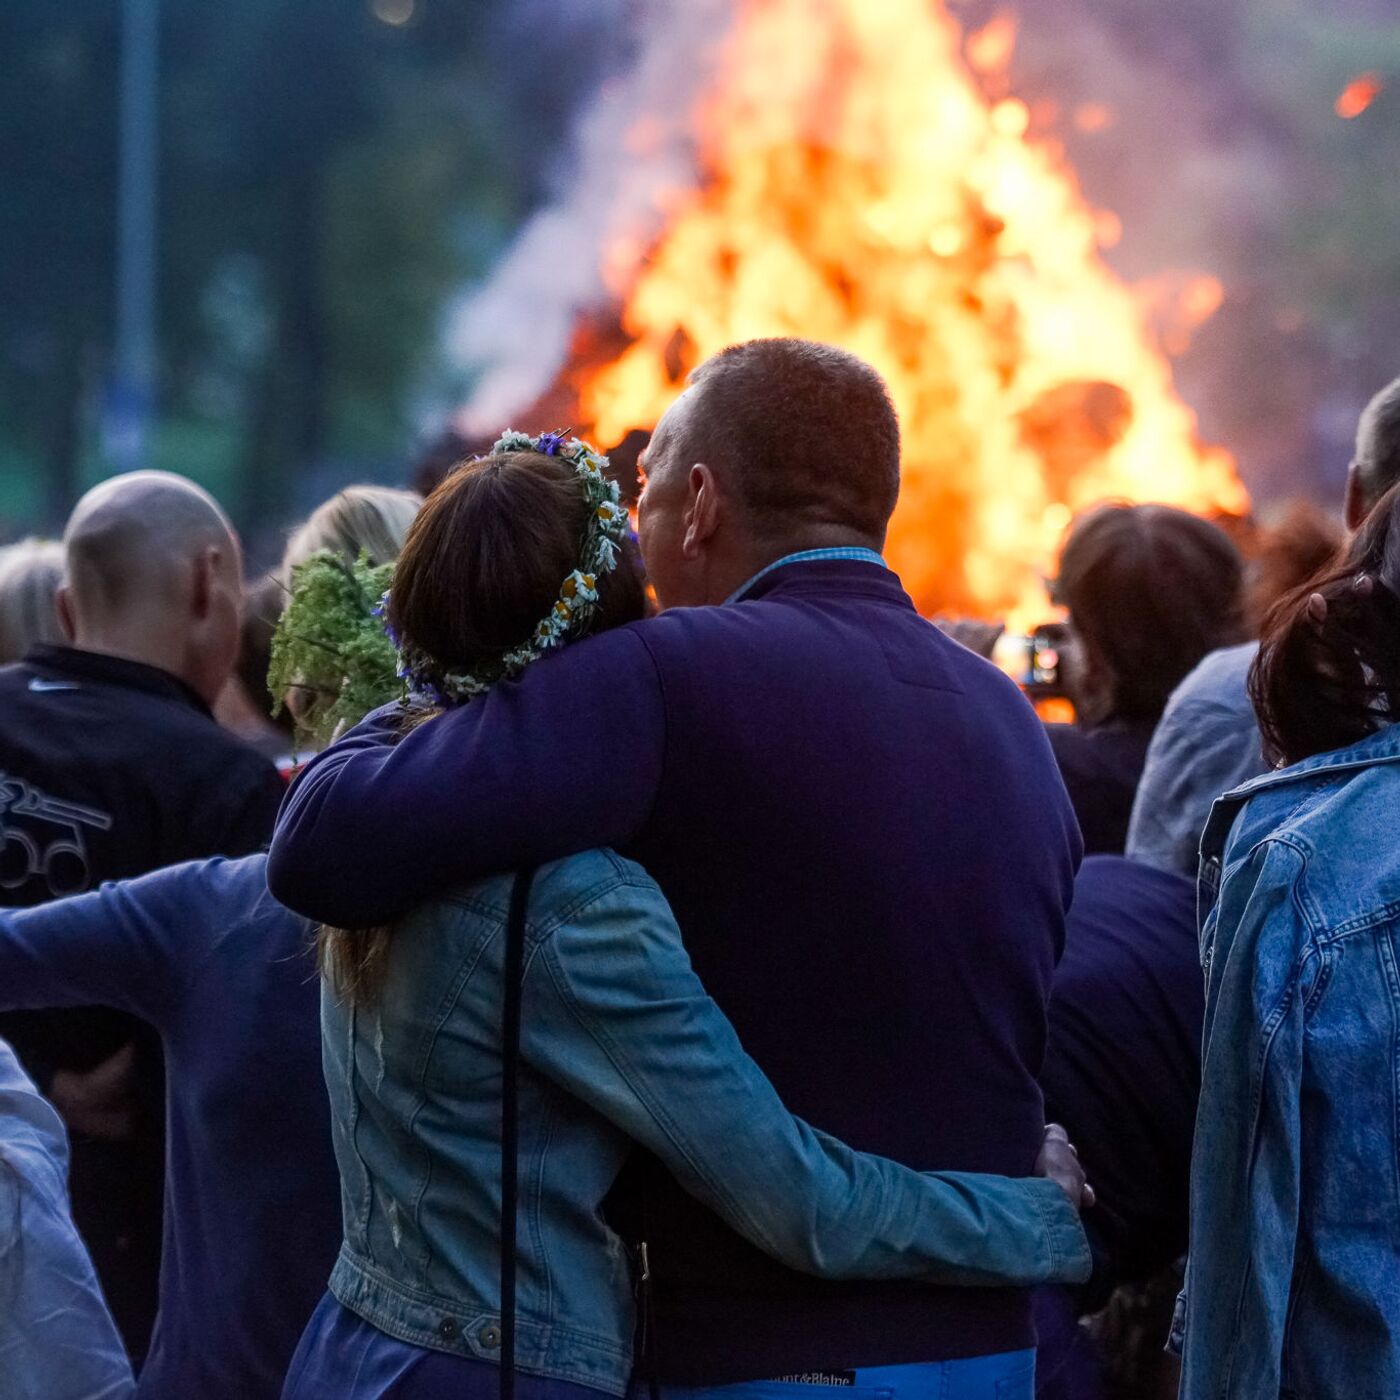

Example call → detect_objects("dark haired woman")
282 435 1092 1400
1045 502 1245 853
1174 482 1400 1398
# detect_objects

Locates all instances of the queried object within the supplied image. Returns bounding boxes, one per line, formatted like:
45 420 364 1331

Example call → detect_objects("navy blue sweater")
1043 855 1202 1286
270 560 1082 1382
0 856 339 1399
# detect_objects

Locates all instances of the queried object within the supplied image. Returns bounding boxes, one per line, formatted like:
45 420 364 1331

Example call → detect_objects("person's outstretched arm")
269 627 667 927
0 857 266 1032
523 865 1091 1287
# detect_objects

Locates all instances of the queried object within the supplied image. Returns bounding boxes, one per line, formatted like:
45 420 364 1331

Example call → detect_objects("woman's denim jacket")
322 848 1090 1395
1173 725 1400 1399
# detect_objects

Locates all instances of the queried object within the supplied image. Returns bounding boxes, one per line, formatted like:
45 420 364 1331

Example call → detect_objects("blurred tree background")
0 0 608 558
2 0 1398 556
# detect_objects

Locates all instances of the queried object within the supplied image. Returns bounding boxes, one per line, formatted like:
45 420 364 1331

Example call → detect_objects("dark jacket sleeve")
268 627 668 927
0 858 238 1033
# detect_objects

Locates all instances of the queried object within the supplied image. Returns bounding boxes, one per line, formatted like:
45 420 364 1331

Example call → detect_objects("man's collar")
725 547 888 604
23 644 212 716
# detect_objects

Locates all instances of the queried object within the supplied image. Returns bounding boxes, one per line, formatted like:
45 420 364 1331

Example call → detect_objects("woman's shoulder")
529 849 665 921
1236 748 1399 846
1229 757 1400 930
423 849 666 931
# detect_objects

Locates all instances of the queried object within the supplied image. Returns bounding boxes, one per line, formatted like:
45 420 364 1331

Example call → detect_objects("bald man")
0 471 284 1364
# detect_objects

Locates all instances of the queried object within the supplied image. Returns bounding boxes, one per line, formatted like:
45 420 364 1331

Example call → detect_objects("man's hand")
1036 1123 1095 1212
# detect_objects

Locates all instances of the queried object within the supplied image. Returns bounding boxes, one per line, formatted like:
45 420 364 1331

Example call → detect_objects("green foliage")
268 549 402 750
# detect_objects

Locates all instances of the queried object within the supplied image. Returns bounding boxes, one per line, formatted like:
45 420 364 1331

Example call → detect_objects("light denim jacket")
1173 725 1400 1399
1125 642 1266 876
0 1039 134 1400
323 848 1090 1395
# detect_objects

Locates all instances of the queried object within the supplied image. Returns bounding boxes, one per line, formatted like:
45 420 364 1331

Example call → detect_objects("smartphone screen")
992 628 1063 692
991 632 1036 688
1030 628 1062 689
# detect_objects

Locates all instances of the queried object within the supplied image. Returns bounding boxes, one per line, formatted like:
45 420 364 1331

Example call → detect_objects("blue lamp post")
107 0 159 472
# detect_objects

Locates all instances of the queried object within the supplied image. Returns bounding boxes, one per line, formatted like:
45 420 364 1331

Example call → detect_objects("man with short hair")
1127 374 1400 874
0 470 284 1361
271 339 1085 1396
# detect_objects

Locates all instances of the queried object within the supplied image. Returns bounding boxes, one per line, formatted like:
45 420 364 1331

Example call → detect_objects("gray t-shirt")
1125 643 1269 876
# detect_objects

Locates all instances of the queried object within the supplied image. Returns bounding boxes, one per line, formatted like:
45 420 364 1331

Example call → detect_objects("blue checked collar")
725 547 888 604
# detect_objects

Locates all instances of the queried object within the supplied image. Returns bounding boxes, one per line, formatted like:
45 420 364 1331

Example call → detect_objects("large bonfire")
522 0 1249 620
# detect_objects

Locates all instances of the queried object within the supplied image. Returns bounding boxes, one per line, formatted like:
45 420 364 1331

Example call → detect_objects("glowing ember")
1335 73 1383 120
569 0 1247 621
1072 102 1115 134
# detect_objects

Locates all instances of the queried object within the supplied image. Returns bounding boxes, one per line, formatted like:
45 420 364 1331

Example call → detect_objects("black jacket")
1044 717 1156 855
0 645 282 903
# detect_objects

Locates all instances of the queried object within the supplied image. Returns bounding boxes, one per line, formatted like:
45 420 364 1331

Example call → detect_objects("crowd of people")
0 337 1397 1400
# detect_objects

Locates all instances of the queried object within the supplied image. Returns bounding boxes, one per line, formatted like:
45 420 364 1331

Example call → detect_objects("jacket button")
479 1324 502 1349
436 1317 459 1341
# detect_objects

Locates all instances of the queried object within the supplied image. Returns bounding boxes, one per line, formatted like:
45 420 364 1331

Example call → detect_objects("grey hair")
0 539 64 664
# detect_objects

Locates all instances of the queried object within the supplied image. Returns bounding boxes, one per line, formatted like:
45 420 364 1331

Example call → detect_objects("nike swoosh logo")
28 679 80 693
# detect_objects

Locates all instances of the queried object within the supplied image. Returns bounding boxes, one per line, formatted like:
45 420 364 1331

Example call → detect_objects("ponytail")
1250 482 1400 767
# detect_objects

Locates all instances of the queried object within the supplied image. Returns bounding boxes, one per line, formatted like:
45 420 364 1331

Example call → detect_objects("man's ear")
681 463 722 560
55 584 77 643
190 546 218 621
1344 462 1369 532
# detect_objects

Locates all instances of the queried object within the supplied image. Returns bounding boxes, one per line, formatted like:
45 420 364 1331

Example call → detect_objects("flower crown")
380 429 629 705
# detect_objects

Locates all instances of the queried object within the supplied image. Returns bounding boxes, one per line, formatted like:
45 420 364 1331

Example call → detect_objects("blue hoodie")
0 856 338 1399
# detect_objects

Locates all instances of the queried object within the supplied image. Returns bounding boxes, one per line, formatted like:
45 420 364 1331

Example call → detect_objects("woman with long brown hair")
1176 482 1400 1398
282 433 1093 1400
1043 502 1246 854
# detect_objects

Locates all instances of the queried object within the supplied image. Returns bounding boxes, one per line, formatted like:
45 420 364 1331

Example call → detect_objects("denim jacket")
323 848 1090 1395
1172 725 1400 1399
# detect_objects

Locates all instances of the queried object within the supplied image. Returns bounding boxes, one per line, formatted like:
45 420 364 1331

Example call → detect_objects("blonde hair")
0 539 65 664
281 486 421 580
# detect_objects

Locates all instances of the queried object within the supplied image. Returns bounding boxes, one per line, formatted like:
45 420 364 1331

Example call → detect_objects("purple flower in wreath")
373 590 402 649
537 431 567 457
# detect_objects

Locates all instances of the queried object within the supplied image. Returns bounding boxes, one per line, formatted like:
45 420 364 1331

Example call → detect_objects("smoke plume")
447 0 736 434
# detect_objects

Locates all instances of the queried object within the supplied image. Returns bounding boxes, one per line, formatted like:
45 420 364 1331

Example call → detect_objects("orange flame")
1336 73 1383 119
570 0 1246 621
966 15 1017 76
